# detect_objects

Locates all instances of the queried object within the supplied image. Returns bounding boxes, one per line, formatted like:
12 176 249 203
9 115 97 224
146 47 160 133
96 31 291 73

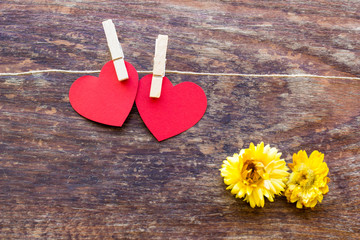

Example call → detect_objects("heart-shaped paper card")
135 75 207 141
69 60 138 126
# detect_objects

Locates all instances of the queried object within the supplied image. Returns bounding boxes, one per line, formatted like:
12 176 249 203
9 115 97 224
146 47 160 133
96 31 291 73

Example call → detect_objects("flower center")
241 160 265 185
294 165 315 189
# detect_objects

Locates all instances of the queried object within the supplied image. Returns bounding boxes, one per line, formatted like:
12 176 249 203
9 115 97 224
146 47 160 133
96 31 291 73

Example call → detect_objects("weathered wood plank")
0 0 359 239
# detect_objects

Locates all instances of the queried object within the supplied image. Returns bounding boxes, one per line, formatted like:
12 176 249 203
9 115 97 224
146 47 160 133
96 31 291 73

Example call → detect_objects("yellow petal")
246 186 253 196
263 180 271 190
231 183 240 195
249 196 256 208
236 188 246 198
257 188 264 204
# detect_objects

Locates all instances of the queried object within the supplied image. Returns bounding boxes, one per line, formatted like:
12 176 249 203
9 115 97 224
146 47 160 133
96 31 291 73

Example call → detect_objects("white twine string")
0 69 101 76
0 69 359 80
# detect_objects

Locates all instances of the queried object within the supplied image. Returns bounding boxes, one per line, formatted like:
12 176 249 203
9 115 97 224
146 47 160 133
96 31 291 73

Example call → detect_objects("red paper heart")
135 75 207 141
69 60 138 126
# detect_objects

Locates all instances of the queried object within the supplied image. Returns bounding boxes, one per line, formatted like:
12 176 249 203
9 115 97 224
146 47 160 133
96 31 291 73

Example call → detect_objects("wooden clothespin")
102 19 128 81
150 35 168 98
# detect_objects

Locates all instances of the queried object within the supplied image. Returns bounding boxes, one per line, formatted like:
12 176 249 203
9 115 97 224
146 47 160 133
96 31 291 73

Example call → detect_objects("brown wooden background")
1 0 359 239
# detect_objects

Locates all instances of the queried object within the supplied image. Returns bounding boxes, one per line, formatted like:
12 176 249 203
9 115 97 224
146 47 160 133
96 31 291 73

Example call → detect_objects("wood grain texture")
0 0 359 239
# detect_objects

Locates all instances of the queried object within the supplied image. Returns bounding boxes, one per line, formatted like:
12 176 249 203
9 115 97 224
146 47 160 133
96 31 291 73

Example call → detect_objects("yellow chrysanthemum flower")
285 150 330 209
220 142 289 208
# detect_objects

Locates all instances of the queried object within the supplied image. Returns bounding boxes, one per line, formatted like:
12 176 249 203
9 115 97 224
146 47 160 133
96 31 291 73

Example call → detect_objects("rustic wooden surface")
1 0 359 239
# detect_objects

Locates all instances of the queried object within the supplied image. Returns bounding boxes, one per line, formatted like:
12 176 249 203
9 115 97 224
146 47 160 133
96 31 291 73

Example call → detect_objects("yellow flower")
220 142 289 208
285 150 330 209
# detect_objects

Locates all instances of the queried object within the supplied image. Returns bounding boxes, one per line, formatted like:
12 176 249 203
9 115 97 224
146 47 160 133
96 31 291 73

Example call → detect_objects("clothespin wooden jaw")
102 19 129 81
150 35 168 98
